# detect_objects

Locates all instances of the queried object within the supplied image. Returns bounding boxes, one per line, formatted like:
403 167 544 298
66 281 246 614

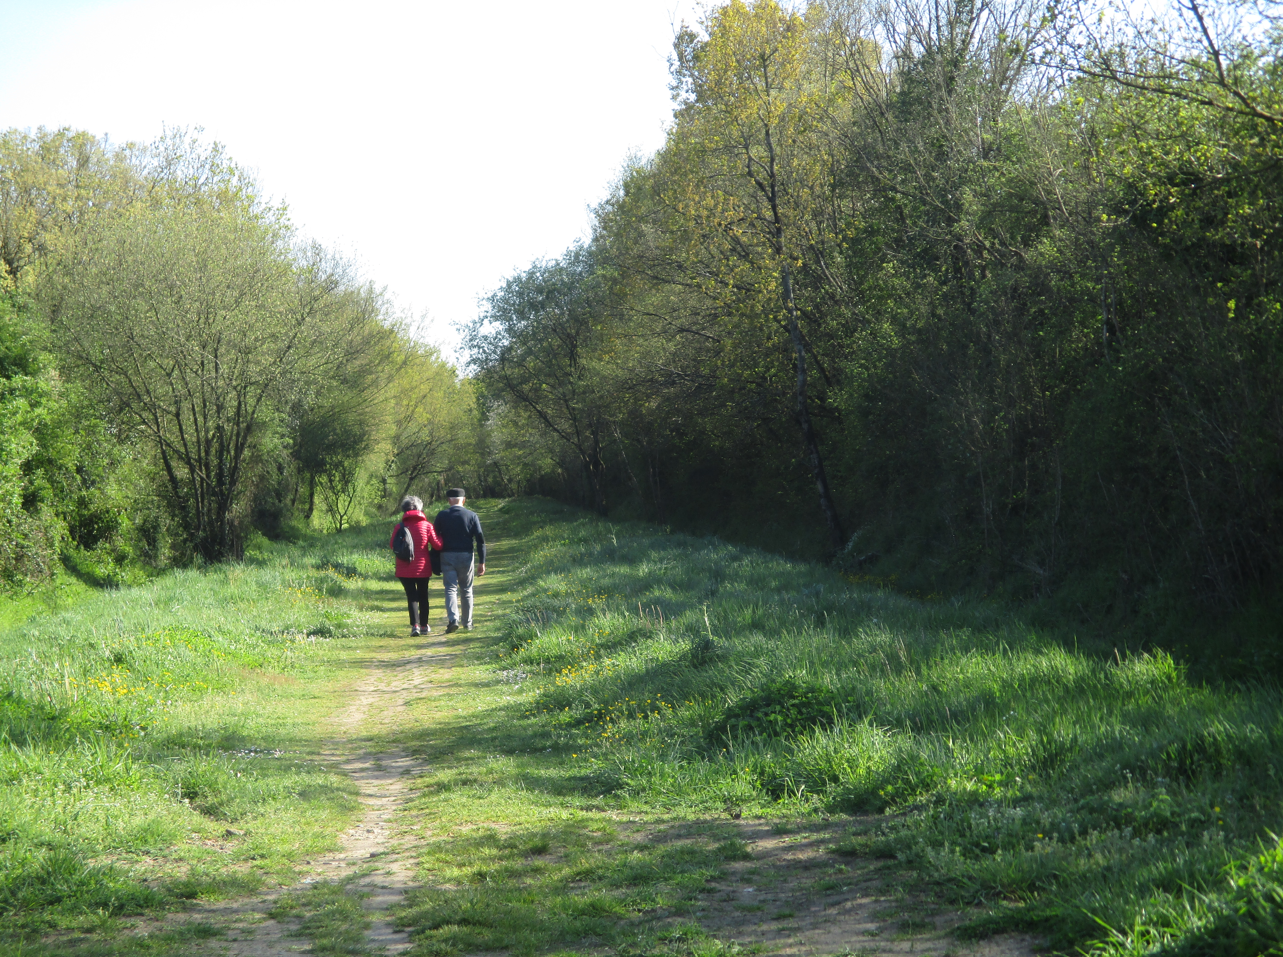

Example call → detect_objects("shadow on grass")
396 818 752 957
405 499 1283 957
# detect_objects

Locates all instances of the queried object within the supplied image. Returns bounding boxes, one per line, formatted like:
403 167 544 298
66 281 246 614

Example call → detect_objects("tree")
289 285 400 527
466 245 615 513
0 127 138 282
295 390 383 530
313 452 371 532
1063 0 1283 125
47 145 371 560
660 0 850 549
385 341 476 505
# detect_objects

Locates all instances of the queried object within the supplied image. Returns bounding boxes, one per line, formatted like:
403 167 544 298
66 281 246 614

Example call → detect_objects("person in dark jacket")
433 488 486 633
390 496 444 637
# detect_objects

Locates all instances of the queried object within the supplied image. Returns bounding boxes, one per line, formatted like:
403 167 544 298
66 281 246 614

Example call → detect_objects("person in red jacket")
390 496 444 637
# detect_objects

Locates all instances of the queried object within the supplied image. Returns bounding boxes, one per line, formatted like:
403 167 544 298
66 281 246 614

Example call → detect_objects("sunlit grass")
0 523 397 944
4 498 1279 957
425 498 1283 955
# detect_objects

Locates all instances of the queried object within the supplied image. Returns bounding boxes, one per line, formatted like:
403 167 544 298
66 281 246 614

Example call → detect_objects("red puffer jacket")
390 510 444 578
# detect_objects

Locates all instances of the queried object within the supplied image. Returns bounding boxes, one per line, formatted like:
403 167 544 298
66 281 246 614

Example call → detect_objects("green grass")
0 523 399 948
394 813 760 954
3 497 1280 956
0 574 97 631
270 875 373 955
388 497 1283 957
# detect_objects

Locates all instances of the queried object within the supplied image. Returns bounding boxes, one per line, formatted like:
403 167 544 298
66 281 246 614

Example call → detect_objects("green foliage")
0 127 483 579
0 284 140 585
710 677 839 743
0 127 138 281
383 340 477 510
0 286 59 583
1083 836 1283 957
466 244 617 512
466 0 1283 638
45 155 379 561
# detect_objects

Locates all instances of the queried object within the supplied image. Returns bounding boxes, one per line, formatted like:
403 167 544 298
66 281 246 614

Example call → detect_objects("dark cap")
446 487 466 499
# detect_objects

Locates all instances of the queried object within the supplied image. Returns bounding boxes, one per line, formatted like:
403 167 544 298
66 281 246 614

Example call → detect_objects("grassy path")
5 499 1280 956
200 557 472 956
206 630 441 956
213 504 1035 957
141 502 1030 957
173 509 517 956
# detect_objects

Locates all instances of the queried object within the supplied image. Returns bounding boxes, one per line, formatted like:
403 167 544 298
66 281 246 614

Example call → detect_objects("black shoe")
445 623 459 634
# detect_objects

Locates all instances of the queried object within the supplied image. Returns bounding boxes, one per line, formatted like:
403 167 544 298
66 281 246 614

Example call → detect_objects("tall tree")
0 128 138 282
385 341 476 505
662 0 849 549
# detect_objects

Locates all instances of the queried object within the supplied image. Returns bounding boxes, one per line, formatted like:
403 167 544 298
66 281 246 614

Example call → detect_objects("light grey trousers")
440 551 475 627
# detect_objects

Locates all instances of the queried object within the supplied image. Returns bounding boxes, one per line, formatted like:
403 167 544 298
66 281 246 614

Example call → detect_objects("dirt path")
167 621 1036 957
203 629 453 955
169 508 1034 957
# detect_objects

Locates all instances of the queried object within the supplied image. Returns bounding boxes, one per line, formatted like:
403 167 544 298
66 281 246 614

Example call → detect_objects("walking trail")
200 626 454 955
153 512 1038 957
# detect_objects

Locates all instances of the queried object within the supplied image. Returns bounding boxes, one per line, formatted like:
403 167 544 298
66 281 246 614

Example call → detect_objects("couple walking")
391 488 486 637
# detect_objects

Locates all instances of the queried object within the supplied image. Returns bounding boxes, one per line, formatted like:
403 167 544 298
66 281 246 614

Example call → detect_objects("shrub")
709 677 839 743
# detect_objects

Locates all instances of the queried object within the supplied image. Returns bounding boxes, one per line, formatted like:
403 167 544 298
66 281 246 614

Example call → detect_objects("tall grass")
489 500 1283 954
0 524 393 939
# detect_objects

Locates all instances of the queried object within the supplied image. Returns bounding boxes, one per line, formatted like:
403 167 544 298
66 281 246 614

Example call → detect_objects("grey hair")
399 496 423 513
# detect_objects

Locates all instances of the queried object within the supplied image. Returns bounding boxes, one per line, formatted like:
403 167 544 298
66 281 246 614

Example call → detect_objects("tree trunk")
585 424 608 515
782 261 845 553
583 456 608 515
648 453 666 523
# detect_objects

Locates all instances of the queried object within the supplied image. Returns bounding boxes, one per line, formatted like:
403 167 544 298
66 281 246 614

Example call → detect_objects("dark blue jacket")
433 505 486 563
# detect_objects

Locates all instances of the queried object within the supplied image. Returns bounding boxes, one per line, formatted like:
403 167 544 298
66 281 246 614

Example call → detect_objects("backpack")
392 523 415 562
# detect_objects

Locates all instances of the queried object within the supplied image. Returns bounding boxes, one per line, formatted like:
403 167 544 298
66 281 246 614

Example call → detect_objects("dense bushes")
468 0 1283 646
0 286 135 583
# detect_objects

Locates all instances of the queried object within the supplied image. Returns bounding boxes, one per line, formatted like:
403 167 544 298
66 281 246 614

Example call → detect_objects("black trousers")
398 576 430 628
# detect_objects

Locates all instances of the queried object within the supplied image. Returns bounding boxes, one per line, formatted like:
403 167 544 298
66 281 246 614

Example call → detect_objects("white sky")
0 0 700 357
